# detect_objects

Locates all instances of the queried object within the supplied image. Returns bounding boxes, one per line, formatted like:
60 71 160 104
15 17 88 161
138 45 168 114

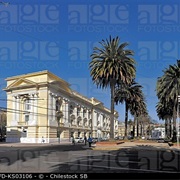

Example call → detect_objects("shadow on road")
0 143 179 175
49 145 180 174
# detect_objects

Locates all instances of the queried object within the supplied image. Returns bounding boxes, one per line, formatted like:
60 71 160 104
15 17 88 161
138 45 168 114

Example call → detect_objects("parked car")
92 138 98 143
101 137 108 141
114 136 124 140
127 135 133 140
74 137 84 143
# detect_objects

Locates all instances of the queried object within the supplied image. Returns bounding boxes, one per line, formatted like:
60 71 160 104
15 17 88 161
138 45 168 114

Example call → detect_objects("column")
16 96 20 122
74 106 77 124
34 93 38 124
52 94 56 121
32 94 35 123
12 96 16 121
62 100 65 124
48 93 52 121
64 99 69 123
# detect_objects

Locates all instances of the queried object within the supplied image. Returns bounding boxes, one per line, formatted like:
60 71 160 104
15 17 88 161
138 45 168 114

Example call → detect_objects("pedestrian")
41 136 45 143
72 136 75 145
84 136 87 145
88 136 92 147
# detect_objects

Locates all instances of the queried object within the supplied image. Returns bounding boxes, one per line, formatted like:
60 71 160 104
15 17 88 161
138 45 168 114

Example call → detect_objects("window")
25 115 29 122
56 99 62 112
88 111 91 119
70 105 73 114
83 109 86 117
56 100 60 111
24 99 31 110
77 107 81 116
97 113 99 121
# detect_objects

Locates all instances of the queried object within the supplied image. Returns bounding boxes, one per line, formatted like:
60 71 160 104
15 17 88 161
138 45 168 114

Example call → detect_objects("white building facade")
4 70 119 143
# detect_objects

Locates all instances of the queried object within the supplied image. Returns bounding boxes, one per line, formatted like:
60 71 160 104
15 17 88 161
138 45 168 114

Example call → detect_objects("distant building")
4 70 119 143
118 122 125 137
151 127 165 139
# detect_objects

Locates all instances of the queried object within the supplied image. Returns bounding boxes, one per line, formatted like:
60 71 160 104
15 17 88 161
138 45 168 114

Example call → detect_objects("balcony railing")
18 121 28 126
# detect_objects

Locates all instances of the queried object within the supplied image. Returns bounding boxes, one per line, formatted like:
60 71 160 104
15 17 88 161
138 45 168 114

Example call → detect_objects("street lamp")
56 110 63 143
177 96 180 149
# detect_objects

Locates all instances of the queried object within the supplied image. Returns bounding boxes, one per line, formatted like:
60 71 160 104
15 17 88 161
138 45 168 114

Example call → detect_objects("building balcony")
18 121 28 126
71 123 77 128
77 123 83 127
84 125 89 129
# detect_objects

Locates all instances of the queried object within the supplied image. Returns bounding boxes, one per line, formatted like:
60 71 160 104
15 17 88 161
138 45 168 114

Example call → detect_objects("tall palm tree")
114 79 146 138
156 100 173 139
130 98 148 138
156 60 180 142
89 36 136 139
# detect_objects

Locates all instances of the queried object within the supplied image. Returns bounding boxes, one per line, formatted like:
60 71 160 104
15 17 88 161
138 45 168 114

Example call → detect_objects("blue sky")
0 0 179 123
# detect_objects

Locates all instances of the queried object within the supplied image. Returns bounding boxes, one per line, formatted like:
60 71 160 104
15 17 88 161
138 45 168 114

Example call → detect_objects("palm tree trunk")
124 101 128 139
172 106 177 142
170 119 172 138
136 117 139 138
166 119 171 139
110 81 115 140
140 123 143 136
165 119 168 138
133 115 136 138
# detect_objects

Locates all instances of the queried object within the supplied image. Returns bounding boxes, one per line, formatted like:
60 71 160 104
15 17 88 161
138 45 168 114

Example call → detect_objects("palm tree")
127 119 134 136
89 36 136 139
156 60 180 142
156 100 173 139
114 79 146 139
130 98 148 138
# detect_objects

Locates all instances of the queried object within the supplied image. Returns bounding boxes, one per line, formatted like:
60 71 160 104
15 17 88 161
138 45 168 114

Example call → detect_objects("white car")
74 137 84 143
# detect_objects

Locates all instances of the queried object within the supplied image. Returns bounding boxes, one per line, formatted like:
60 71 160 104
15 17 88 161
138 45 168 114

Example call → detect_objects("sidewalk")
0 141 179 151
0 141 72 147
91 141 180 151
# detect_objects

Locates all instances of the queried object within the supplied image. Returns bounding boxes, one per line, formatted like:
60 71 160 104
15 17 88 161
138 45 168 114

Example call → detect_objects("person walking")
88 136 92 147
41 136 45 143
72 136 75 145
84 136 87 145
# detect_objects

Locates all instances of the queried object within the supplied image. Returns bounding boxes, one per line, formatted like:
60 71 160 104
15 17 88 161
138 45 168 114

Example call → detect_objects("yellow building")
4 70 119 143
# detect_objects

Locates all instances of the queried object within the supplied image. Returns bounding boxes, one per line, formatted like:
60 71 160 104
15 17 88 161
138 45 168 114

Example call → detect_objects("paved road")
0 142 179 174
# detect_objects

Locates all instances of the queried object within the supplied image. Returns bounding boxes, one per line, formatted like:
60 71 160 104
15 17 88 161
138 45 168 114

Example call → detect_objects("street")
0 142 179 175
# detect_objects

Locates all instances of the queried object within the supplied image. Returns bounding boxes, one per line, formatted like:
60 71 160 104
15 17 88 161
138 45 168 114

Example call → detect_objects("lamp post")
177 96 180 149
56 110 63 143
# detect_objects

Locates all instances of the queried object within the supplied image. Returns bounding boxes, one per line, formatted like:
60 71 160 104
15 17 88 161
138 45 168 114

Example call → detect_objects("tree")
127 119 134 136
0 110 6 140
129 91 148 138
156 60 180 142
114 79 147 139
156 101 173 139
138 114 151 138
89 36 136 139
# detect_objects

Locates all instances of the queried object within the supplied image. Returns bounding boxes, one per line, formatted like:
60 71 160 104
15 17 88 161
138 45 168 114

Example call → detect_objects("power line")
0 98 111 117
0 98 93 112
